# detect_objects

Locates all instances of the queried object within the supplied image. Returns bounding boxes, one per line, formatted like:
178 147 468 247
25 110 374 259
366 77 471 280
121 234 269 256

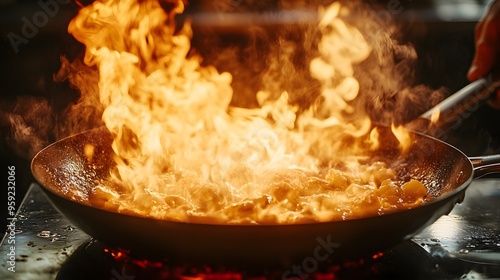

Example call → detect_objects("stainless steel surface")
0 179 499 279
0 184 90 280
413 178 500 270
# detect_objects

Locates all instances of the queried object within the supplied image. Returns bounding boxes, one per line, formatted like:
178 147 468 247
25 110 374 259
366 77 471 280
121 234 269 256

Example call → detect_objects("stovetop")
0 179 499 280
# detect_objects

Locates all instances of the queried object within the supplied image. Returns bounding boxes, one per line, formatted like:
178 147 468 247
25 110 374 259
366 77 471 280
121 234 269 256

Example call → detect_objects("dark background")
1 0 499 231
0 0 81 232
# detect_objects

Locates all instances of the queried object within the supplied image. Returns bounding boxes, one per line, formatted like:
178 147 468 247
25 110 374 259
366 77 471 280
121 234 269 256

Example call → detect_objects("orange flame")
391 124 412 153
430 108 440 124
60 0 428 224
369 127 380 151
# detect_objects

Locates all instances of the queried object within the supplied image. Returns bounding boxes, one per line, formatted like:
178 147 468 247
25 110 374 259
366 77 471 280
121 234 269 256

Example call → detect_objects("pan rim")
30 125 474 228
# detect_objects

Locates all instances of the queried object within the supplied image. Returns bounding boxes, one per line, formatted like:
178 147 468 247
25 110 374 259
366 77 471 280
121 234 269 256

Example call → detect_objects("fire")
58 0 429 224
390 124 412 153
430 108 440 124
369 127 380 151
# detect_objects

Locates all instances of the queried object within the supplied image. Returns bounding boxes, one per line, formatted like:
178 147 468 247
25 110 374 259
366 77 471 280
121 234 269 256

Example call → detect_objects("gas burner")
56 238 445 280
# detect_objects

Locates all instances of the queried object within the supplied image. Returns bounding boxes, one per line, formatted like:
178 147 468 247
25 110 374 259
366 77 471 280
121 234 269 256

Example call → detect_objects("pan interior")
372 126 472 200
31 127 115 205
31 125 473 222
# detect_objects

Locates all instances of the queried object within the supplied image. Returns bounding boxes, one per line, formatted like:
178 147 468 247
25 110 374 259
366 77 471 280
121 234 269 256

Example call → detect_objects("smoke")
4 0 446 160
0 54 103 161
3 96 54 159
54 55 103 139
195 0 445 124
346 1 446 124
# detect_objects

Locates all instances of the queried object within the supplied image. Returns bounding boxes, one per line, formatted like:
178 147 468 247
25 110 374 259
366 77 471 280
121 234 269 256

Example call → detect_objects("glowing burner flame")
59 0 429 224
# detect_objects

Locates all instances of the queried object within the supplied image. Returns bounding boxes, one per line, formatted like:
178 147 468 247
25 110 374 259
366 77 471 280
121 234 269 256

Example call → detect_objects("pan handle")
418 77 495 121
405 72 500 138
469 154 500 178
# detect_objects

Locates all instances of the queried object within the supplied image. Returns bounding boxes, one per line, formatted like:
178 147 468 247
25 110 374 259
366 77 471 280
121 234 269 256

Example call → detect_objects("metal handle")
469 154 500 178
405 73 500 138
419 78 492 121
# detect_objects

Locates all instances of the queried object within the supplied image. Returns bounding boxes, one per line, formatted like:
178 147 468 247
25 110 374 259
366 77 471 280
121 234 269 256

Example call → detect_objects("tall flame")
57 0 425 224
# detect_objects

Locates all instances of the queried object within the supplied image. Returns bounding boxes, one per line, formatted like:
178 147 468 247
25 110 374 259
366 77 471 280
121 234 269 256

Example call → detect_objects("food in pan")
89 162 428 225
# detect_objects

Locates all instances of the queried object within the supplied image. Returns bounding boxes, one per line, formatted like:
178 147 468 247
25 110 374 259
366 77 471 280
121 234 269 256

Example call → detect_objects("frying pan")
31 75 500 266
31 123 500 266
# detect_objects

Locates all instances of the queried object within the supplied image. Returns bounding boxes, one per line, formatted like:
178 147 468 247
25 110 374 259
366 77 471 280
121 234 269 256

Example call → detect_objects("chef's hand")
468 0 500 81
468 0 500 107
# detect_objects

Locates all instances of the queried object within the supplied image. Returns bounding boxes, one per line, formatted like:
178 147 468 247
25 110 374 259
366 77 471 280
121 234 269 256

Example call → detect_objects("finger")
468 18 499 81
468 21 486 81
474 20 485 42
468 42 496 81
